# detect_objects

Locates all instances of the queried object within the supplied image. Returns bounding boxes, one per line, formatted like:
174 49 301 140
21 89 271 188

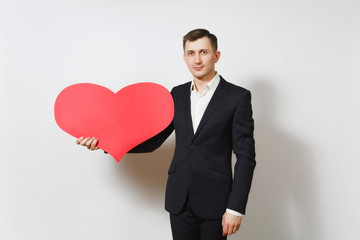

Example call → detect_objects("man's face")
183 37 220 81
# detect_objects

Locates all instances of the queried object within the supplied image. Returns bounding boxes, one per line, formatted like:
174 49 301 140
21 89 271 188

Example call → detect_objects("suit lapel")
193 77 229 141
182 82 195 138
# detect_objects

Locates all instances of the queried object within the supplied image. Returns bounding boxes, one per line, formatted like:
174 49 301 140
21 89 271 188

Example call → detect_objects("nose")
195 53 202 64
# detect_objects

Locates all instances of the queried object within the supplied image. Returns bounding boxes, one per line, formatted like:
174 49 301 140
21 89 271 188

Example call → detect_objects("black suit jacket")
130 76 256 219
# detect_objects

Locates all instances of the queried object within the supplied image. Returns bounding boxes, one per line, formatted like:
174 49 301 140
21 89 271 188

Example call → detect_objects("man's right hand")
76 137 99 151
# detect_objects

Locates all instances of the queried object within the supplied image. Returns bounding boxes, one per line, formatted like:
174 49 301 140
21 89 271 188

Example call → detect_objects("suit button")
190 145 195 149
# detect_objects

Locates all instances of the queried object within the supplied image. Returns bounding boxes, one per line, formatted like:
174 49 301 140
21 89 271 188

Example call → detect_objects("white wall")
1 0 359 239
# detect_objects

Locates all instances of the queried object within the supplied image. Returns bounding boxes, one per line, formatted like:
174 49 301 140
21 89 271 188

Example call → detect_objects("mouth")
193 66 204 71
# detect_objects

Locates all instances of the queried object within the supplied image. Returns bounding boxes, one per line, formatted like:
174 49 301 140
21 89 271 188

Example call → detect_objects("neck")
193 71 216 94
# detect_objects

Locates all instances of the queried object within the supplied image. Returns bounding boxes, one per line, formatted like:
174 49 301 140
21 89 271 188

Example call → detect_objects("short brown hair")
183 29 218 52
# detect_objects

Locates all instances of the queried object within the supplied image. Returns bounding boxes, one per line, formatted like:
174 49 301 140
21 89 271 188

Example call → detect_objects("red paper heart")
54 83 174 162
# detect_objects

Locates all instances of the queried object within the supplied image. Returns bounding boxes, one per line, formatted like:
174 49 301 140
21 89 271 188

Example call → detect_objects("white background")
1 0 359 239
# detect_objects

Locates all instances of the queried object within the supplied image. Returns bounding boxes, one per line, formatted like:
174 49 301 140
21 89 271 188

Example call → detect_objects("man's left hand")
222 212 242 236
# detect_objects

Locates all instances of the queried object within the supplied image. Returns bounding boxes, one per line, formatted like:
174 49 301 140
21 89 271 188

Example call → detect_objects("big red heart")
54 83 174 162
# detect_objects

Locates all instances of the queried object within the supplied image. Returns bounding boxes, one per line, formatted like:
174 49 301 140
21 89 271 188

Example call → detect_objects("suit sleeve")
227 90 256 215
103 121 173 154
127 121 174 153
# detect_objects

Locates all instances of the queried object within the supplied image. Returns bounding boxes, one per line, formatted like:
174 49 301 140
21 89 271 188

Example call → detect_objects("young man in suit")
77 29 256 240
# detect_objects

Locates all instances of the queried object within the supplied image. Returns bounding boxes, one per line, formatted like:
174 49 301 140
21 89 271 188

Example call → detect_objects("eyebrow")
186 49 209 53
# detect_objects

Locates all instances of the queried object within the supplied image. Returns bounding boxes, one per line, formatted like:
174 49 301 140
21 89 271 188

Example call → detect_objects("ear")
215 51 221 63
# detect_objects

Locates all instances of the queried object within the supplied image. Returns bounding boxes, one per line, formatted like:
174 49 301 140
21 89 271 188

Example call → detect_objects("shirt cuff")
226 208 243 217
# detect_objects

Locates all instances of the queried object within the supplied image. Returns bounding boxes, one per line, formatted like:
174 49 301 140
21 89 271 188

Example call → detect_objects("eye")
201 50 207 55
187 51 194 56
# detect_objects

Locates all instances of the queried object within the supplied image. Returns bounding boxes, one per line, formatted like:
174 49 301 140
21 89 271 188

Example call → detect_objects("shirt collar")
190 72 220 93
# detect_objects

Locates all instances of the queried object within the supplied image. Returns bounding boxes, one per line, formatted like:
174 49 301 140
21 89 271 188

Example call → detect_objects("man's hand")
76 137 99 150
222 212 242 236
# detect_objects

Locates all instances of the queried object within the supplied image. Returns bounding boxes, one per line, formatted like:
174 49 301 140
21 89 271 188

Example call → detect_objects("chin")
194 75 204 80
192 72 205 79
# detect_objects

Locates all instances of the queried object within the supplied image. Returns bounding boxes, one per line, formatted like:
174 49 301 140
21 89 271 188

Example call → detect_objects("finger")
233 221 241 234
85 138 95 149
227 225 234 236
76 137 84 145
94 147 99 150
90 138 98 150
227 223 236 236
80 137 90 146
222 224 229 236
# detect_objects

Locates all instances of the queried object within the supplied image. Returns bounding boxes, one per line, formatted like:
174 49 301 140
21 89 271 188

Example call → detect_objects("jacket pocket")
168 164 177 174
208 169 232 185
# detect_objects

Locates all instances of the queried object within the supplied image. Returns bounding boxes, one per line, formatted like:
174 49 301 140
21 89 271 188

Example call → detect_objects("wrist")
226 208 243 217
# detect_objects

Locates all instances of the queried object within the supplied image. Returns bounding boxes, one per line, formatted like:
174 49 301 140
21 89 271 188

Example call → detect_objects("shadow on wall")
234 79 321 240
115 137 175 208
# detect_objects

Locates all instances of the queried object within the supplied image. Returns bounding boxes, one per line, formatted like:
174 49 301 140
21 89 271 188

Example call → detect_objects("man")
77 29 256 240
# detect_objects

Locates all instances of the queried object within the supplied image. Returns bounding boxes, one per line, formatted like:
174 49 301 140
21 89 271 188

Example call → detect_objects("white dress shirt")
190 73 243 217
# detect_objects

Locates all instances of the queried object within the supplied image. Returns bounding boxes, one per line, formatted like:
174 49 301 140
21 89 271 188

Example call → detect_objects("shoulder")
220 76 251 97
170 81 191 96
172 81 191 91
